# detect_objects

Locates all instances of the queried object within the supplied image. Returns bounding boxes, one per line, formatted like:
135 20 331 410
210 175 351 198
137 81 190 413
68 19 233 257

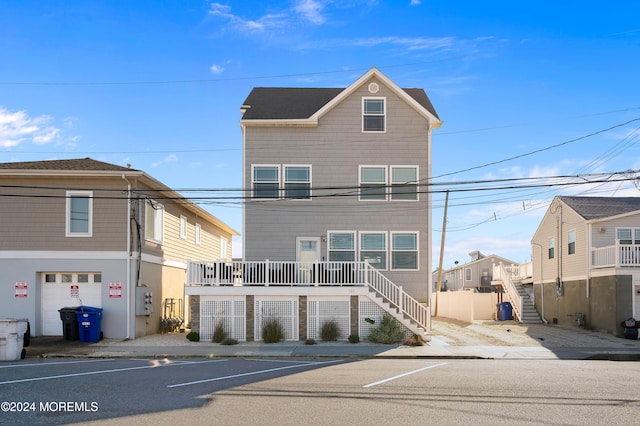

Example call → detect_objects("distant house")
186 67 442 341
437 251 518 292
531 196 640 335
0 158 238 339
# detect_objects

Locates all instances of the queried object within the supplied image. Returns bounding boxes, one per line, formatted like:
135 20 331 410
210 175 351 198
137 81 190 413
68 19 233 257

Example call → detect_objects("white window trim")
66 190 93 237
359 165 387 201
390 231 420 271
252 164 313 200
145 199 164 244
252 164 281 199
359 231 388 271
195 223 201 245
327 231 356 263
567 229 576 255
284 164 312 200
465 268 472 281
220 237 229 260
548 237 555 259
180 215 187 240
390 165 419 202
362 96 386 133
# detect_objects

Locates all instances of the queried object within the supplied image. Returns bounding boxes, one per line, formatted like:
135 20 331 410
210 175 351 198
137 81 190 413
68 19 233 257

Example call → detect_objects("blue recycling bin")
75 306 103 343
498 302 513 321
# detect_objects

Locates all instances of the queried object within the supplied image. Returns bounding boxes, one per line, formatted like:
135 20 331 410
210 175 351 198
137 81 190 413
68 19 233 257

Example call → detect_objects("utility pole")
435 190 449 316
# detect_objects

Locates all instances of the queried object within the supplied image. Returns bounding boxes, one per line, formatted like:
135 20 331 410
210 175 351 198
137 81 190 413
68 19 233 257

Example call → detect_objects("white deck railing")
187 260 429 333
592 244 640 268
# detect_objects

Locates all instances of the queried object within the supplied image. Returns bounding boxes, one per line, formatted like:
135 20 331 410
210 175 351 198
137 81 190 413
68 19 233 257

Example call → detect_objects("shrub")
212 321 227 343
305 338 317 345
262 318 284 343
320 320 340 341
348 333 360 344
367 314 403 344
221 338 238 345
186 331 200 342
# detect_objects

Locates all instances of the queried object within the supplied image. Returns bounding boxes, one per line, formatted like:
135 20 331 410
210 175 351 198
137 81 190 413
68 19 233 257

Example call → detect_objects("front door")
297 237 320 284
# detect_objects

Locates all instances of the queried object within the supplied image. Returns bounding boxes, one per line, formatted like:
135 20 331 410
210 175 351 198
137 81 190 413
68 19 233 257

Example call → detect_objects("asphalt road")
2 357 639 425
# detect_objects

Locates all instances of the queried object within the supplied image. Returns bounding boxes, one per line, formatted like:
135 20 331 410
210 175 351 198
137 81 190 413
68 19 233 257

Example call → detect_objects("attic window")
363 98 385 132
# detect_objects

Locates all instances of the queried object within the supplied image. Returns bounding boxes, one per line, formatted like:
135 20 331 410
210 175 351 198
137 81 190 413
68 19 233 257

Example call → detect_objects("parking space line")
0 358 114 369
363 362 448 388
0 358 227 385
168 359 344 388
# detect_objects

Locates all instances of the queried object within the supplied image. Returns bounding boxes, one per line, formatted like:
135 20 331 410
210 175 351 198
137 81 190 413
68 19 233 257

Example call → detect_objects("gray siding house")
438 251 518 292
0 158 237 339
531 196 640 336
186 68 442 342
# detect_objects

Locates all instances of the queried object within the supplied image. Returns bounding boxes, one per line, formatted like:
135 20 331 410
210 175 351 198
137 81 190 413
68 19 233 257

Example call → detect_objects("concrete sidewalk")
23 318 640 361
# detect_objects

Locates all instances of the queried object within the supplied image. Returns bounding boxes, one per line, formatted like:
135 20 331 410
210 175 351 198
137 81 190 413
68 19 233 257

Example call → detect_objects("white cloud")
152 154 179 168
208 2 287 33
294 0 326 24
210 64 225 74
410 0 421 4
0 106 60 147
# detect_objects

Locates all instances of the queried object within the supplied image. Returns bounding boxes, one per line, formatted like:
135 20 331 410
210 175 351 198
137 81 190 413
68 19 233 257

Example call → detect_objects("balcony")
592 244 640 268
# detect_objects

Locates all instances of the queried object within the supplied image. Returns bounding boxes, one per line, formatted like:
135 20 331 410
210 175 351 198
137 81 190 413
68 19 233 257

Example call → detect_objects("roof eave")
240 118 318 128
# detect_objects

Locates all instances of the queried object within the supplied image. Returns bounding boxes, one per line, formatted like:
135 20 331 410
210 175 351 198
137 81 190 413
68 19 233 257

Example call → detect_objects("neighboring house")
186 67 442 341
0 158 238 339
530 196 640 336
437 251 518 292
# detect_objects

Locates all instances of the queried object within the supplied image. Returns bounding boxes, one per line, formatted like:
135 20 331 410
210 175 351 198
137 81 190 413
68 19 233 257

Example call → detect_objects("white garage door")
42 273 102 336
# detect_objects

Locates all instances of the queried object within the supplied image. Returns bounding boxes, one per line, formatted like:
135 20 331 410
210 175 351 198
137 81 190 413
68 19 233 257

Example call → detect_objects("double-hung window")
359 166 386 200
180 215 187 240
363 98 385 132
252 165 311 199
284 166 311 199
195 224 201 245
391 166 418 200
359 165 418 201
360 232 387 270
548 237 555 259
145 199 164 243
66 191 92 237
567 230 576 255
328 232 355 262
253 166 280 198
391 232 418 270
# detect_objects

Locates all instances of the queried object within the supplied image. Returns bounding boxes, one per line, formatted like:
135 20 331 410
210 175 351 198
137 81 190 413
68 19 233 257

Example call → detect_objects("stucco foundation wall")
534 276 633 337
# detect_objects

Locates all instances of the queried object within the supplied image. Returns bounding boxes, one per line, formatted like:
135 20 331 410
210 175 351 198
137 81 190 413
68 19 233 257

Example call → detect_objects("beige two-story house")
187 67 442 342
0 158 238 339
531 196 640 336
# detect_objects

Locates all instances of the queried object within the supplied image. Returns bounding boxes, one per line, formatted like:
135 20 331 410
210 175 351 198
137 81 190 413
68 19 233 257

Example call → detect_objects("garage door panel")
42 279 101 336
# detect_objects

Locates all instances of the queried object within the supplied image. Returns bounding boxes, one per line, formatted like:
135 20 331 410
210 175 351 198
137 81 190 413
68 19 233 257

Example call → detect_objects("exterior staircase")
494 263 542 324
513 281 542 323
366 290 428 338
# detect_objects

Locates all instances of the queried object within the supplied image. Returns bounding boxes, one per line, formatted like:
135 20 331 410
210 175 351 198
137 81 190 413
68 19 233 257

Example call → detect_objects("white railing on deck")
495 263 523 322
592 244 640 268
496 261 532 281
187 260 369 286
187 260 429 334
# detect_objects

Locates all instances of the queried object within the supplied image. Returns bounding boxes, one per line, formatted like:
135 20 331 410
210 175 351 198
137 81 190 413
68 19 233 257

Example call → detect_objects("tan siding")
0 176 128 251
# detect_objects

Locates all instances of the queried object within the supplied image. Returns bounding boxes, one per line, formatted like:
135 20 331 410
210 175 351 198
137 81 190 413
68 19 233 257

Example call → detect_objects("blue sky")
1 1 640 270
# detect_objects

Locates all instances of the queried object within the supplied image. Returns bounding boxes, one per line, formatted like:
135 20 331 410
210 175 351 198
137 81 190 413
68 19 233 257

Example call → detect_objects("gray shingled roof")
0 158 138 172
559 196 640 220
241 87 439 120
